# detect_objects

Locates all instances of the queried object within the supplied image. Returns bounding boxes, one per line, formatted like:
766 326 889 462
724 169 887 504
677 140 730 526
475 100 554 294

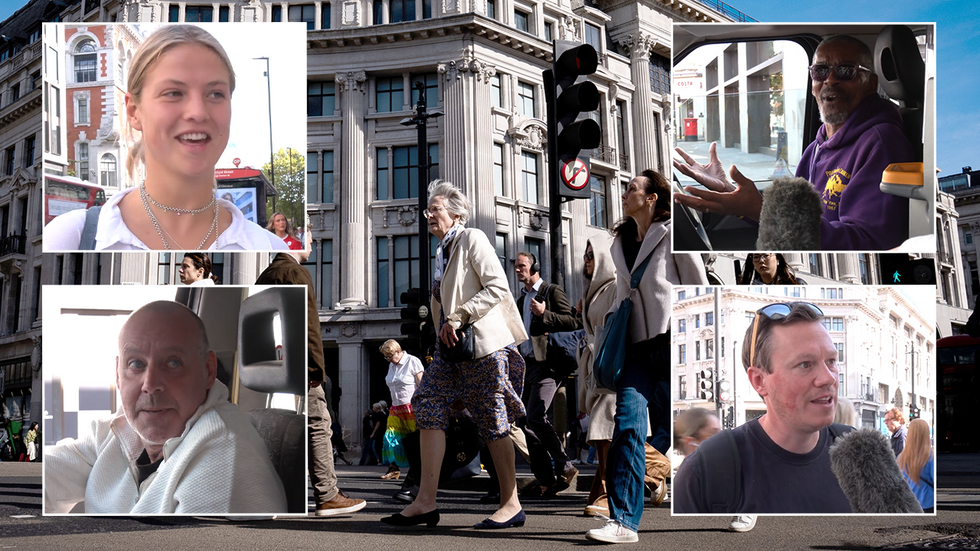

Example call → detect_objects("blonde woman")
266 212 303 250
897 418 935 513
378 339 424 480
44 25 286 252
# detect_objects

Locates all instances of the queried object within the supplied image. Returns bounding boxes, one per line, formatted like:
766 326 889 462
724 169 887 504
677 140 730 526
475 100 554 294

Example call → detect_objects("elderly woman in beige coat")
382 180 528 530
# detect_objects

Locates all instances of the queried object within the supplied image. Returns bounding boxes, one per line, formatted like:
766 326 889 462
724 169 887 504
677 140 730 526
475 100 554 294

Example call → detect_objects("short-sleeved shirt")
385 352 424 406
673 418 853 514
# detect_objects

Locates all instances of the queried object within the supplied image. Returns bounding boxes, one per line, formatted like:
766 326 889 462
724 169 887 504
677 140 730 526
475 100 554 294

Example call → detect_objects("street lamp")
254 56 274 213
400 81 443 304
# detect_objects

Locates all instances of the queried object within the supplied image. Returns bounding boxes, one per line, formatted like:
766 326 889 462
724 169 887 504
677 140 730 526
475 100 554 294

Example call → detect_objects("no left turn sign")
561 159 590 190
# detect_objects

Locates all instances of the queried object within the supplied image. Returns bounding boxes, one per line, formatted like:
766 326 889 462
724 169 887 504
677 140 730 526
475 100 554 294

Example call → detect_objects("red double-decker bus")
937 335 980 452
44 174 107 224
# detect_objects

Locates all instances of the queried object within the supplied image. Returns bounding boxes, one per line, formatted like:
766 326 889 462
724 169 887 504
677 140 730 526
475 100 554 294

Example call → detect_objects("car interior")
43 285 309 515
671 23 935 252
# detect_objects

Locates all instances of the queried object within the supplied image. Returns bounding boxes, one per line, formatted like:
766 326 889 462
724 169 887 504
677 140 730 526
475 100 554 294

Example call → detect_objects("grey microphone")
756 177 823 250
829 429 924 514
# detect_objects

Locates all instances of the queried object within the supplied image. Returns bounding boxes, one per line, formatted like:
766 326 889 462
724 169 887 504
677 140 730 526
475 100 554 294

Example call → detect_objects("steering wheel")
671 175 713 251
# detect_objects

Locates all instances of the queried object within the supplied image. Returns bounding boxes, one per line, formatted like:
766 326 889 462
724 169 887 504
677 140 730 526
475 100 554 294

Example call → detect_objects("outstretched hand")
673 142 735 192
673 165 764 222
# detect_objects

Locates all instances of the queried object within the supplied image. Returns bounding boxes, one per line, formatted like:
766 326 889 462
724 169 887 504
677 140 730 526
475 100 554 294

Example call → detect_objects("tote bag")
592 254 652 392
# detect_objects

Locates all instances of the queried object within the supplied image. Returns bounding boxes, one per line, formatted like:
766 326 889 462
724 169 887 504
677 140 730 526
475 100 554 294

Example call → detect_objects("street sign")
561 159 590 190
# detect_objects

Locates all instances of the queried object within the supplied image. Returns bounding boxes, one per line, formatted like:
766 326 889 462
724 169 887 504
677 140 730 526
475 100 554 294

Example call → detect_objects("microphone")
829 429 923 514
756 177 822 250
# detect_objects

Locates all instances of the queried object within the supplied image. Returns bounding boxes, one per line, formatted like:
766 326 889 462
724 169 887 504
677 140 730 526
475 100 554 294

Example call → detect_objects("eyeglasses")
808 63 872 82
751 253 773 262
748 302 824 368
584 250 594 261
423 205 446 219
384 354 395 361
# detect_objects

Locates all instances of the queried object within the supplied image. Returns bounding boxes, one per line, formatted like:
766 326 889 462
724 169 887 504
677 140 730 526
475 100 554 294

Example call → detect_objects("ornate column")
621 33 659 174
336 70 368 308
438 55 497 237
837 254 861 284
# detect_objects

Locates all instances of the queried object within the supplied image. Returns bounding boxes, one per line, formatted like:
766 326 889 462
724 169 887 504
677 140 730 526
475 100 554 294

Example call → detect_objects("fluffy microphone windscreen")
829 429 924 514
756 177 823 250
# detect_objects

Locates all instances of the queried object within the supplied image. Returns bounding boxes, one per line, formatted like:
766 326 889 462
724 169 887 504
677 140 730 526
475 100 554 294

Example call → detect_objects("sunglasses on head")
808 63 872 82
749 302 824 368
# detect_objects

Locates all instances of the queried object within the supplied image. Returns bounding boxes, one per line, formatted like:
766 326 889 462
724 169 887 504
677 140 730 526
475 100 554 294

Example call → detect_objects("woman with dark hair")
26 422 39 462
738 253 806 285
179 253 219 285
585 169 708 544
266 212 302 250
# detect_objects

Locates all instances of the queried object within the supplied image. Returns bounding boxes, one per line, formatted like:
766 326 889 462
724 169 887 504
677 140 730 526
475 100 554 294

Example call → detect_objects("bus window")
44 176 107 224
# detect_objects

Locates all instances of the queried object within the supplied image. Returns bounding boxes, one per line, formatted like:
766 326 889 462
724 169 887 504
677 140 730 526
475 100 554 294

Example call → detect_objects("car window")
673 40 810 190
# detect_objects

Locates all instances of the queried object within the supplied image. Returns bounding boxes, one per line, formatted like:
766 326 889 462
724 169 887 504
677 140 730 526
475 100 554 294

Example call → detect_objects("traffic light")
545 40 600 200
400 288 429 352
877 254 936 285
909 406 920 420
699 368 714 401
717 379 732 403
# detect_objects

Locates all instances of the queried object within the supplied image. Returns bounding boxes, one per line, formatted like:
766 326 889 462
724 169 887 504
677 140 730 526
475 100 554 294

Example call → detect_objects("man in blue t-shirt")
674 302 853 514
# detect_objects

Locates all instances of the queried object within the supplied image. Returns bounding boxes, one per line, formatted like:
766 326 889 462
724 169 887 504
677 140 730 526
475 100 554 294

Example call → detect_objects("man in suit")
514 251 583 496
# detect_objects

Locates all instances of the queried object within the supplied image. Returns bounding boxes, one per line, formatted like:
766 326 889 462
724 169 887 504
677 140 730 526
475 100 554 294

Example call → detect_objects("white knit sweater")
44 381 288 515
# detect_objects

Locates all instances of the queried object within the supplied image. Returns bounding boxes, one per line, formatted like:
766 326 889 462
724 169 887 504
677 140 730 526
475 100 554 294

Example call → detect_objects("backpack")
694 422 852 513
536 283 583 379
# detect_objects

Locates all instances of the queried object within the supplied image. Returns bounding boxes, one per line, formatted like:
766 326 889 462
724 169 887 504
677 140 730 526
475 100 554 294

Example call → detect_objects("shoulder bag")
441 323 475 363
592 253 653 392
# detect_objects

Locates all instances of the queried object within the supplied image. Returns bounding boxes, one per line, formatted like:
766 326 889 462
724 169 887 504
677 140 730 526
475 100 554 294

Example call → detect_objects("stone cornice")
308 13 556 63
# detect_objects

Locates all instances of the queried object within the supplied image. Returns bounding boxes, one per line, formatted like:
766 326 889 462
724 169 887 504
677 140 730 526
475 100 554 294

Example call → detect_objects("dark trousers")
520 358 571 485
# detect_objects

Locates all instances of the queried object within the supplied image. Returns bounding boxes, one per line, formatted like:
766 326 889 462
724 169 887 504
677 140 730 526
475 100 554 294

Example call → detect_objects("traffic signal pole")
544 69 565 289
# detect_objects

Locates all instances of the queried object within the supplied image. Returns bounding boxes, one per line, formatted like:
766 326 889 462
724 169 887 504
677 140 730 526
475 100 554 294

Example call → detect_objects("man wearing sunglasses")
674 34 913 250
673 302 853 513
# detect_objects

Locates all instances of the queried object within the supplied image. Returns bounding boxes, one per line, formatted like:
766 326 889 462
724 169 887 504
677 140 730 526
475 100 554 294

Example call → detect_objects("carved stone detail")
382 205 418 228
620 33 655 61
336 70 367 93
559 15 579 41
341 322 357 338
438 56 496 84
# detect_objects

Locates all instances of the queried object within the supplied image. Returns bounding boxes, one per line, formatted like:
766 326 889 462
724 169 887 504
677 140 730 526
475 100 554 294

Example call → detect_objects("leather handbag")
592 254 653 392
441 323 475 363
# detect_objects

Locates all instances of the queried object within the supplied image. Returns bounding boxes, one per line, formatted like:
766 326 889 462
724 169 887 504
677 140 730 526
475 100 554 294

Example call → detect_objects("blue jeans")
605 334 669 532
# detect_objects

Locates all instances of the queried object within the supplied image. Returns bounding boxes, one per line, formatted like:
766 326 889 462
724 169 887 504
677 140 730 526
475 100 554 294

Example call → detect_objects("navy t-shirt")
674 418 853 514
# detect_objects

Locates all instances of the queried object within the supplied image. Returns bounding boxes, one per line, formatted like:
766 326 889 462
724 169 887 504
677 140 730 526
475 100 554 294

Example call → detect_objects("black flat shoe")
381 509 440 527
473 509 525 529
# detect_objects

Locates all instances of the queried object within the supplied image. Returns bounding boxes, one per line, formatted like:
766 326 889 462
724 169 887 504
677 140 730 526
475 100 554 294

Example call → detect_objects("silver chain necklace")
139 185 218 250
139 181 215 216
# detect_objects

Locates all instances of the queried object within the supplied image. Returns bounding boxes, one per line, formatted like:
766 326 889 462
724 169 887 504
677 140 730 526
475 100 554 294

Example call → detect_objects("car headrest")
238 287 307 396
874 25 925 108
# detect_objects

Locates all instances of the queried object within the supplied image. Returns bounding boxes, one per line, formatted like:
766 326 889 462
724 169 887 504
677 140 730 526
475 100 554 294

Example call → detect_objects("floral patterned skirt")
412 343 526 442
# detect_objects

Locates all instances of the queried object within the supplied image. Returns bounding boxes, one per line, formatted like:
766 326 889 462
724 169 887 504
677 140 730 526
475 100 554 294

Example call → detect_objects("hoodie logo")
821 168 851 211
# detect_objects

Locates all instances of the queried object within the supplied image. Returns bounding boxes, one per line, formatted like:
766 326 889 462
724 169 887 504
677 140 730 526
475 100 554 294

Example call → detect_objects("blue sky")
3 0 976 175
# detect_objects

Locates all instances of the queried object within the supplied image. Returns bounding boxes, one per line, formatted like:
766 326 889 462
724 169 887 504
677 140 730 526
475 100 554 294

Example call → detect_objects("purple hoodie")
797 94 914 250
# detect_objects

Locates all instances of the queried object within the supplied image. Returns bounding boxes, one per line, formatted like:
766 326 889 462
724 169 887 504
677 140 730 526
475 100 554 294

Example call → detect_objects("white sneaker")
586 519 638 544
728 515 757 532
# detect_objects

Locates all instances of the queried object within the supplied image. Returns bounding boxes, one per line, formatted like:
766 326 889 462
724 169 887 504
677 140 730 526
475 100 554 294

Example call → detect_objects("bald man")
44 301 286 515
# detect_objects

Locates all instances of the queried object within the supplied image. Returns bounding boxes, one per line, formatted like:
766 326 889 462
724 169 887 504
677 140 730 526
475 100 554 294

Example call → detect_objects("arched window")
100 153 116 187
74 38 97 83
